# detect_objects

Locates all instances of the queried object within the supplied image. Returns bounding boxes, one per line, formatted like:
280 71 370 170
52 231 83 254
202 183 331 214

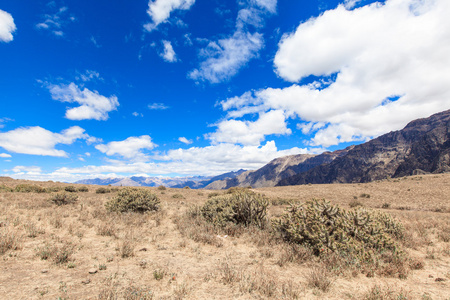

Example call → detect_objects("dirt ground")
0 174 449 299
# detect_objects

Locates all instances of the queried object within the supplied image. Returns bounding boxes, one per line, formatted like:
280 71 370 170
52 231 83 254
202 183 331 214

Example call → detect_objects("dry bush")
0 228 22 255
36 242 75 265
175 205 222 247
123 285 154 300
363 285 410 300
118 232 135 258
306 265 333 292
0 184 13 192
349 199 364 208
157 185 166 191
64 186 77 192
96 187 111 194
97 222 117 237
15 184 47 193
106 188 160 213
77 186 89 192
201 190 269 228
277 243 313 267
49 192 78 206
23 221 45 238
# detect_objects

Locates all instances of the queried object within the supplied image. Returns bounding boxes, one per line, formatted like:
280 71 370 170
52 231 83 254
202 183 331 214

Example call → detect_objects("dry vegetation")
0 174 449 299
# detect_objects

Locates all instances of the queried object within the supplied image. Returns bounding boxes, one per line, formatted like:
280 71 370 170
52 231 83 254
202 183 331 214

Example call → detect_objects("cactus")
273 199 404 266
201 190 269 228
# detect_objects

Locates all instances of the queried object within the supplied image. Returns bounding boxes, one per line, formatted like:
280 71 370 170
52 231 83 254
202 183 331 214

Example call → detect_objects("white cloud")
0 126 90 157
178 137 193 144
189 31 264 83
49 83 119 121
36 6 74 37
0 9 16 42
208 110 291 146
54 141 306 179
189 0 276 83
343 0 362 9
0 153 11 158
160 40 177 62
148 103 169 110
12 166 42 174
95 136 157 160
219 0 450 147
145 0 195 32
132 112 144 117
76 70 101 82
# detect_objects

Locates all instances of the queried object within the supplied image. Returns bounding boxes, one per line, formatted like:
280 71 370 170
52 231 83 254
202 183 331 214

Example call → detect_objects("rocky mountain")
205 149 351 189
75 169 246 189
278 109 450 186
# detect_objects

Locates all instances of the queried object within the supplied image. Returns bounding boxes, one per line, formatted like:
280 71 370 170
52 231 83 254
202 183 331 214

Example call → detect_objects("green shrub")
0 184 13 192
201 190 269 228
105 188 160 213
64 186 77 192
77 186 89 192
273 199 405 264
49 192 78 206
96 187 111 194
14 184 47 193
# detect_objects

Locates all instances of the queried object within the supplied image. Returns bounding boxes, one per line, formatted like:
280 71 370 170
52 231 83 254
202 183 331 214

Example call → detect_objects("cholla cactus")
273 199 404 263
105 188 160 213
201 190 269 228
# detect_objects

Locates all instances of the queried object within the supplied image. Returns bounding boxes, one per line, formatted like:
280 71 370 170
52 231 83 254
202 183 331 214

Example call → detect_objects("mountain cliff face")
205 149 351 189
278 109 450 186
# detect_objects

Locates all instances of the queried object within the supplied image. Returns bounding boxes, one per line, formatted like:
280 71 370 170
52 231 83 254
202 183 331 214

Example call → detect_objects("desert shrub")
349 199 364 208
14 184 47 193
201 190 269 228
157 185 166 191
183 186 191 189
77 186 89 192
207 192 221 198
110 187 119 192
273 199 406 275
105 188 160 213
360 193 371 198
36 243 74 265
0 229 22 255
306 266 333 292
172 193 184 199
49 192 78 206
0 184 13 192
96 187 111 194
64 185 77 192
226 186 252 194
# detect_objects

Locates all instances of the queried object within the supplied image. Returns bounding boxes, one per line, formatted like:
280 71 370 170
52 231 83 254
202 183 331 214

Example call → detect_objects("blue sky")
1 0 450 182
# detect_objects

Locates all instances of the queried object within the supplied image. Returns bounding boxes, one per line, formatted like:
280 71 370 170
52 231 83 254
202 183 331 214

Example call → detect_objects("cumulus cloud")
0 126 90 157
178 137 193 144
208 110 291 146
219 0 450 147
145 0 195 32
55 141 305 178
189 0 277 83
160 40 177 62
49 83 119 121
95 136 157 160
0 153 11 158
0 9 16 42
36 5 75 37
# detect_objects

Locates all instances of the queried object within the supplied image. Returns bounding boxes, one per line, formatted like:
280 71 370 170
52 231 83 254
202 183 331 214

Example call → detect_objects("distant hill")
205 150 350 189
278 109 450 186
75 169 246 189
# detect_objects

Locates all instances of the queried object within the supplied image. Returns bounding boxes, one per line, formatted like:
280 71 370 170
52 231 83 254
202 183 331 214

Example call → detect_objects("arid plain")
0 174 449 299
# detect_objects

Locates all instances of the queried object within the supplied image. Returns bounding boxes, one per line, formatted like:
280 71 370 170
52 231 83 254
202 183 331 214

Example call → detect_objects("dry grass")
0 174 449 299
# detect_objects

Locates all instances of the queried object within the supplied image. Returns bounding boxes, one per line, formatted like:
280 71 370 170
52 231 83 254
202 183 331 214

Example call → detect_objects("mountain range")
77 109 450 189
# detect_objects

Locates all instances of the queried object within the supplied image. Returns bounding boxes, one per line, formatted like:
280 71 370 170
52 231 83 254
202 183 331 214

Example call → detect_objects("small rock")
429 275 434 278
88 268 98 274
139 248 148 252
41 269 48 274
82 279 91 284
435 278 445 282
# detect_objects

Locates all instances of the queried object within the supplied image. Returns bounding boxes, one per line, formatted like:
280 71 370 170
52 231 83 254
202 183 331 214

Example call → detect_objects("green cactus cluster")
105 188 160 213
272 199 404 263
201 190 269 228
